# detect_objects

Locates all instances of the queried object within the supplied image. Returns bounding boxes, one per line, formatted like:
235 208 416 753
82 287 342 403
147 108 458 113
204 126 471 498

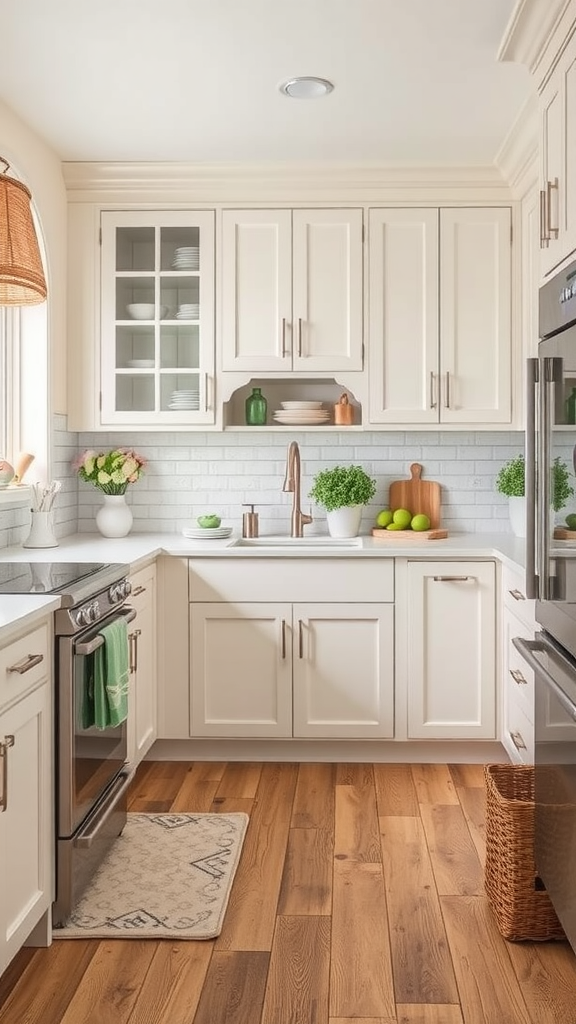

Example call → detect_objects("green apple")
411 513 431 532
376 509 394 528
392 508 412 529
565 513 576 530
197 514 221 529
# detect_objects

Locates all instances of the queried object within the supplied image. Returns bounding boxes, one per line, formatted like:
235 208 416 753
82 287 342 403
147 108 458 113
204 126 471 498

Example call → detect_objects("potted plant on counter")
309 464 377 537
495 454 574 537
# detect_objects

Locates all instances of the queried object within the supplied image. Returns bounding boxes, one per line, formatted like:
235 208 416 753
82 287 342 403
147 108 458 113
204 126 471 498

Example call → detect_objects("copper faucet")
282 441 313 538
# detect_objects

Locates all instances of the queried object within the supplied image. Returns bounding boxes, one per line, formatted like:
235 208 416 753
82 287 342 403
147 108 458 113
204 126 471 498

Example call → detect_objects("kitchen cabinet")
127 562 157 767
220 208 364 373
99 210 215 427
403 561 496 739
539 29 576 277
368 207 512 425
0 618 53 975
189 558 394 739
500 564 536 764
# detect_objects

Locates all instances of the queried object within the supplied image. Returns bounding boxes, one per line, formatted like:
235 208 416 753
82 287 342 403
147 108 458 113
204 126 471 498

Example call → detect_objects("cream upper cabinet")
220 208 364 373
539 31 576 278
368 207 512 425
404 561 497 739
100 210 216 427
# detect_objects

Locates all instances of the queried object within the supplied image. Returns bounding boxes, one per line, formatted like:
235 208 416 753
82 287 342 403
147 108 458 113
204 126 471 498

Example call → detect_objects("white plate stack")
273 400 330 426
176 303 200 320
168 388 200 411
182 525 233 539
172 246 200 270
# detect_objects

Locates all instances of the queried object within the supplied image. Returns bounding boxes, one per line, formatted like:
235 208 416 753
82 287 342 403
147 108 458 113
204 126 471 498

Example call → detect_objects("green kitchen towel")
92 617 130 729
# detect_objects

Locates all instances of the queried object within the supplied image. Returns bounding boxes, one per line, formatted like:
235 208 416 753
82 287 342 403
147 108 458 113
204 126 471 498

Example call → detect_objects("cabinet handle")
128 628 141 674
298 619 304 659
281 317 286 359
547 177 559 239
281 619 286 660
433 575 471 582
444 371 451 408
7 653 44 675
0 735 15 812
297 318 303 358
539 189 550 247
429 371 437 410
131 585 147 597
204 373 211 411
510 668 528 686
508 589 525 601
510 730 527 752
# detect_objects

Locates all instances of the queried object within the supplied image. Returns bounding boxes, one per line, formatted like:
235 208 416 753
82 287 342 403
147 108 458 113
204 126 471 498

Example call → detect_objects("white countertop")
0 530 527 641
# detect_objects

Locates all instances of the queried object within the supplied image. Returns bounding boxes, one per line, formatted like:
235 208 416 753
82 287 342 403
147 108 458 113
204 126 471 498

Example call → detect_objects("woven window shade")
0 157 47 306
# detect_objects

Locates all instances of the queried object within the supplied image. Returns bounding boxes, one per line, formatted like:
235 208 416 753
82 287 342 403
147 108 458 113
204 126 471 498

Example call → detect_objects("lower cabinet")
190 601 394 739
127 562 157 767
0 620 52 976
404 561 497 739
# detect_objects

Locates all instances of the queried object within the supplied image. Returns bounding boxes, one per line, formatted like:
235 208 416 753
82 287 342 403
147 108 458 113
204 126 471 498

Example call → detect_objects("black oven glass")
0 562 109 594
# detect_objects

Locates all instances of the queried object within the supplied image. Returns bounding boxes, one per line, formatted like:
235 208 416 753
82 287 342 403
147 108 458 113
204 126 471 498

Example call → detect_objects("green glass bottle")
245 386 267 426
566 387 576 425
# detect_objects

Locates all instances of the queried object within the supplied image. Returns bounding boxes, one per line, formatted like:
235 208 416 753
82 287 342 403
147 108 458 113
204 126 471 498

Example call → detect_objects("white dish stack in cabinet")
126 562 157 768
0 617 53 976
500 564 536 763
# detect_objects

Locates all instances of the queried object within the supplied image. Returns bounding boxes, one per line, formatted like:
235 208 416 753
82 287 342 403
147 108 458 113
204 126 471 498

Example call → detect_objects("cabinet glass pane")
115 326 155 368
160 227 201 272
160 276 199 320
161 372 201 412
116 375 155 412
116 227 155 272
116 276 158 320
160 326 199 369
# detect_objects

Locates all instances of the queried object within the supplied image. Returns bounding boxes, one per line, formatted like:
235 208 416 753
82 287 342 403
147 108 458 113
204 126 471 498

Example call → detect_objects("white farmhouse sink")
231 536 362 550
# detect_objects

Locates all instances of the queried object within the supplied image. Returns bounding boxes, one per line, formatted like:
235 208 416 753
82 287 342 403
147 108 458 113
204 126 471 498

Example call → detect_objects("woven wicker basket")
484 764 565 942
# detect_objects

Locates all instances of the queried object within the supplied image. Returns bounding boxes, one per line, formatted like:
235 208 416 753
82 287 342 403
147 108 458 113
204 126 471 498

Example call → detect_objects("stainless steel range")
0 561 135 925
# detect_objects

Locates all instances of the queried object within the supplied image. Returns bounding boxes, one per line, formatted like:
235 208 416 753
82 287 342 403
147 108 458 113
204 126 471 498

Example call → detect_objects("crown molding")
498 0 575 81
494 94 539 196
61 161 513 205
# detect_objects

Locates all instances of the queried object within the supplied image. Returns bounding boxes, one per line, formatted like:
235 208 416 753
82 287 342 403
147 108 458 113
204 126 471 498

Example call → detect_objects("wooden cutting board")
388 463 441 529
372 527 448 541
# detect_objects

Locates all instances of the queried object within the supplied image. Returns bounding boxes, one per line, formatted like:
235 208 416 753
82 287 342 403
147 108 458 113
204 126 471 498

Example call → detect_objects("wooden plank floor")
1 761 576 1024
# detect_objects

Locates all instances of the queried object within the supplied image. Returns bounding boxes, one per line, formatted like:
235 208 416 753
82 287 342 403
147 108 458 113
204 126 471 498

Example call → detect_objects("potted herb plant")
495 454 574 537
309 464 377 537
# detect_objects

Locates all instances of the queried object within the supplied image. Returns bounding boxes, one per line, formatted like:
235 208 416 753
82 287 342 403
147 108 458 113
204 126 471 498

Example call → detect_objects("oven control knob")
109 584 122 603
122 580 132 598
75 607 91 626
91 600 101 621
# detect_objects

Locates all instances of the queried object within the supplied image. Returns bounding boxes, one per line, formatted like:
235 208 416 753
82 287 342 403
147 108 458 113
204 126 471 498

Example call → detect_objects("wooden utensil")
387 463 441 529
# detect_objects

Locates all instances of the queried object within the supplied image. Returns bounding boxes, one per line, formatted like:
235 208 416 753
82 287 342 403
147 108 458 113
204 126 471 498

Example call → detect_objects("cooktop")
0 562 120 596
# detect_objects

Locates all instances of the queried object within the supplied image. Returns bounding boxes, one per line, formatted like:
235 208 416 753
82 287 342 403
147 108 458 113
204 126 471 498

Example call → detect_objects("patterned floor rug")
54 812 249 940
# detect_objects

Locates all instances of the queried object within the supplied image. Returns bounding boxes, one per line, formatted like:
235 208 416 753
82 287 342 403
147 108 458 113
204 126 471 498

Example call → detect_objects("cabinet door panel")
368 208 439 423
128 563 157 767
562 46 576 262
406 561 496 738
439 208 511 423
190 603 292 737
292 603 394 738
292 209 363 371
221 210 292 371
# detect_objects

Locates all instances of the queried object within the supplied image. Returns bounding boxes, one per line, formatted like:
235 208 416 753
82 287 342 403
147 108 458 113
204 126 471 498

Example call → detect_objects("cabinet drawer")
0 622 50 708
502 609 535 723
189 557 394 603
503 694 535 765
502 564 536 629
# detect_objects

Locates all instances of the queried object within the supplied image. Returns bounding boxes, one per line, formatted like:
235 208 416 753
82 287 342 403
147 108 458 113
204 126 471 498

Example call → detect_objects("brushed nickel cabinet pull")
433 575 471 582
129 628 142 674
297 318 303 357
510 730 527 751
204 373 211 411
0 735 15 812
444 370 451 408
510 668 528 686
7 653 44 675
539 189 549 247
547 177 559 239
281 619 286 660
131 585 146 597
298 620 304 659
281 317 286 359
429 370 437 409
508 589 525 601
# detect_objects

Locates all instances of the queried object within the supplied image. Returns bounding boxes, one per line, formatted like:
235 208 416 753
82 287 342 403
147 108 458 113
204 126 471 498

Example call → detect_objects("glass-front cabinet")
100 211 215 425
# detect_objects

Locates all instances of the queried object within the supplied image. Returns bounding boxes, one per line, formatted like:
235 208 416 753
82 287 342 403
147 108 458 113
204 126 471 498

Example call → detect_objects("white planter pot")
508 495 526 538
326 504 363 538
96 494 133 538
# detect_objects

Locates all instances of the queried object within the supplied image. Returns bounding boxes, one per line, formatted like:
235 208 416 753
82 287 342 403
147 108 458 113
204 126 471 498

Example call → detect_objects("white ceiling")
0 0 531 165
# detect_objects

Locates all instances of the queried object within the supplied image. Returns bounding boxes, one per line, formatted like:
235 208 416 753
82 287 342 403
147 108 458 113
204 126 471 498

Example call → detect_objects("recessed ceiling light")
280 77 334 100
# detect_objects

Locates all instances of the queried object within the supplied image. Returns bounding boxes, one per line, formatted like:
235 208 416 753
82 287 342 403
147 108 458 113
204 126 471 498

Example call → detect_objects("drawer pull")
7 653 44 675
510 668 528 686
298 620 304 659
131 585 147 597
0 735 15 812
281 619 286 660
508 589 526 602
433 576 471 582
510 730 527 752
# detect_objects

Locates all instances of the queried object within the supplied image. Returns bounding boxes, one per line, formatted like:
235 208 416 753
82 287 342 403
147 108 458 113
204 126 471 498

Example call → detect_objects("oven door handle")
512 636 576 721
74 607 137 656
74 769 135 849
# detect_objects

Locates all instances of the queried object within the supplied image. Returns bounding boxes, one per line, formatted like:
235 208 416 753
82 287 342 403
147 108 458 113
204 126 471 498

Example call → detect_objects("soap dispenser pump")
242 504 259 538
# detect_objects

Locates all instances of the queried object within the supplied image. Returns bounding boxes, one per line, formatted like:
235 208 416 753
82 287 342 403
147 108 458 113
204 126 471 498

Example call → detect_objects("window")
0 301 48 485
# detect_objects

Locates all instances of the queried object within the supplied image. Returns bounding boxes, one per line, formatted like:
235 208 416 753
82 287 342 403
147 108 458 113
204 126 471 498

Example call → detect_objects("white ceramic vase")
96 493 133 538
508 495 526 538
326 504 363 538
